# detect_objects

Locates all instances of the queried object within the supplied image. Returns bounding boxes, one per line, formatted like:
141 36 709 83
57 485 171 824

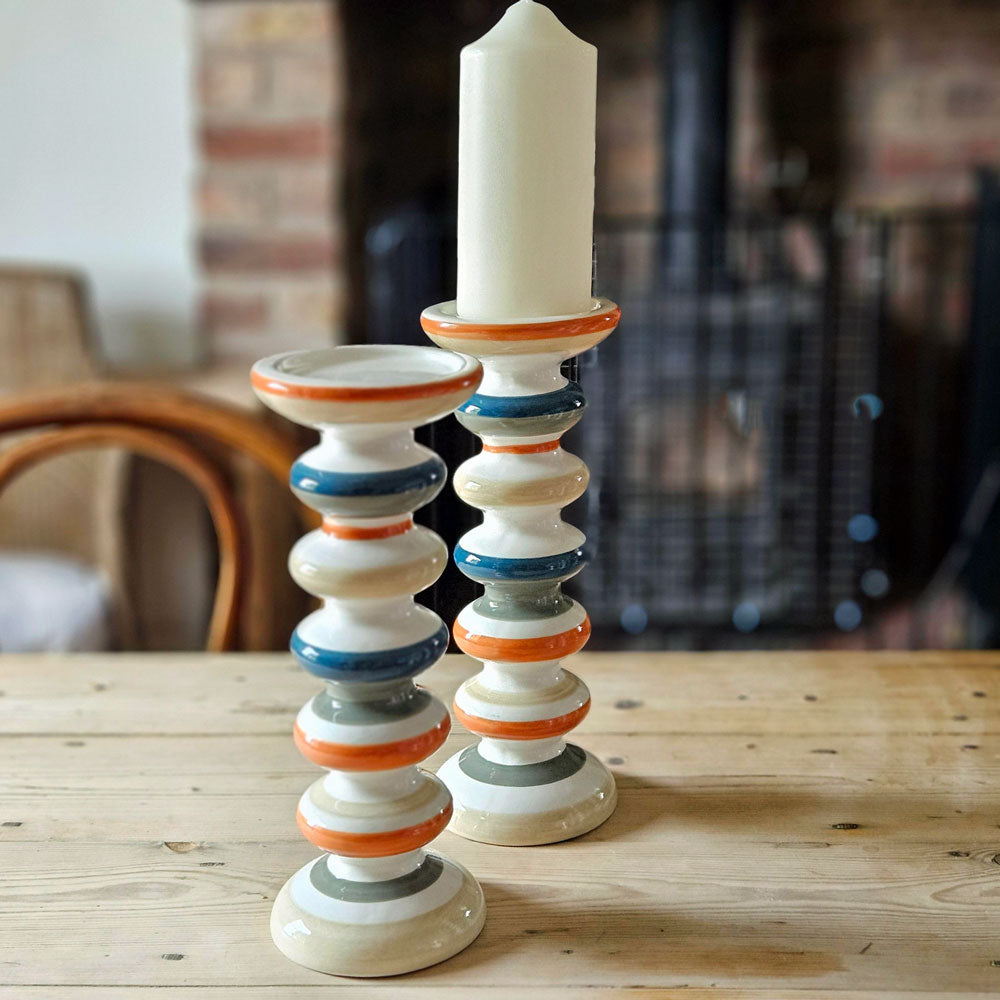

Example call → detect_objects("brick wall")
195 0 344 365
189 0 1000 364
839 0 1000 207
592 1 662 217
586 0 1000 215
188 0 670 363
744 0 1000 209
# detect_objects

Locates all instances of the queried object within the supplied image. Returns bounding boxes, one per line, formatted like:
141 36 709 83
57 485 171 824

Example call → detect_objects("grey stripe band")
310 685 432 726
291 482 443 518
457 410 584 439
472 583 572 622
457 743 586 786
309 855 444 902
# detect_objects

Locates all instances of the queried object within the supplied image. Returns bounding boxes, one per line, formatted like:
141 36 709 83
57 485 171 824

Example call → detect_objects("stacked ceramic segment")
251 345 485 978
422 299 620 846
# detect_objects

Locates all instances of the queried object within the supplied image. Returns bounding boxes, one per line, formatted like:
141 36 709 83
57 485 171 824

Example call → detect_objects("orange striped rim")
296 802 452 857
453 616 591 663
293 715 450 771
421 306 621 342
482 440 560 454
322 516 413 540
454 699 591 740
251 366 480 402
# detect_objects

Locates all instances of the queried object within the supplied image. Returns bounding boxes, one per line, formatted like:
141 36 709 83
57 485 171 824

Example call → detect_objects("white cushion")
0 552 111 652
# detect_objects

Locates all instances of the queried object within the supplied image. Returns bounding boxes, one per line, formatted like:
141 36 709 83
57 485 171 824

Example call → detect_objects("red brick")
199 54 261 111
202 121 333 161
199 169 274 227
945 81 997 119
200 291 270 332
201 234 337 274
598 76 658 144
268 52 337 111
961 136 1000 161
596 141 659 216
274 166 334 221
879 136 1000 178
198 2 333 49
878 141 943 177
273 278 343 334
210 325 334 367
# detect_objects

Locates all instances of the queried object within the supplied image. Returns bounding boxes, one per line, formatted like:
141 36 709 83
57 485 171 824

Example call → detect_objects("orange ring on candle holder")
420 304 620 342
293 715 450 771
296 803 453 857
251 367 481 402
453 616 591 662
321 517 414 540
482 440 560 454
454 699 591 740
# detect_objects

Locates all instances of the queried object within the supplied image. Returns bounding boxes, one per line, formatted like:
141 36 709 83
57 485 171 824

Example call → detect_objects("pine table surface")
2 650 1000 999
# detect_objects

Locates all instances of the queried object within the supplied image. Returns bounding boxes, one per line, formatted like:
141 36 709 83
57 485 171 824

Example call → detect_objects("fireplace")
191 0 1000 647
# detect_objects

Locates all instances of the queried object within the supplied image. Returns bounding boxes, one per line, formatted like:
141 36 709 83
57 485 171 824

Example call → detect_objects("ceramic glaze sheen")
251 345 485 977
422 299 619 845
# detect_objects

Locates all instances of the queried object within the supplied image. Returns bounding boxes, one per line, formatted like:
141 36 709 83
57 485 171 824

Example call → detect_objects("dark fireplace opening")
335 0 997 649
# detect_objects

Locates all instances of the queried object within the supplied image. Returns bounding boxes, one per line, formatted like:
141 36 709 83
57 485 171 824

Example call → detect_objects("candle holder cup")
422 298 620 846
251 344 485 977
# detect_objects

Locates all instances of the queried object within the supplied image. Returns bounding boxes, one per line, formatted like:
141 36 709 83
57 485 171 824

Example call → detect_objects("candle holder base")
437 743 616 846
270 853 484 977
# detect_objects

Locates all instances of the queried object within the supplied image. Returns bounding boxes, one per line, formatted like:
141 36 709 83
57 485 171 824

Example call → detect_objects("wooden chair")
0 381 312 652
0 267 122 579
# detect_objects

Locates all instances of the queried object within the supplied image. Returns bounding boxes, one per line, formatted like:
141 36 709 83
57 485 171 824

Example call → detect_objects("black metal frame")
366 204 985 649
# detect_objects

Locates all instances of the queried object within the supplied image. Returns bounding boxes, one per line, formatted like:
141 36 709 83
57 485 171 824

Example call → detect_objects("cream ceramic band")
251 345 485 976
422 299 619 845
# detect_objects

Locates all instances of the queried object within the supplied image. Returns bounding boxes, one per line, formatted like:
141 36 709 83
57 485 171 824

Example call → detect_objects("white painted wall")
0 0 197 369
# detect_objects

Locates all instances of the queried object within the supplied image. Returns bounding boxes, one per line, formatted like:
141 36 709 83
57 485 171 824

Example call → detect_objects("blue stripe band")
291 623 450 682
454 545 589 581
290 456 446 497
458 383 585 419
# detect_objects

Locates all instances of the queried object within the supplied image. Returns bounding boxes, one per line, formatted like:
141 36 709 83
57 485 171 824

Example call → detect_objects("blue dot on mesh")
620 603 648 635
860 569 890 598
732 601 761 633
848 514 879 543
835 600 863 631
852 394 884 420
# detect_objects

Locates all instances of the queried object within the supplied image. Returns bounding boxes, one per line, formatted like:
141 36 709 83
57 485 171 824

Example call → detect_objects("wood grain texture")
1 651 1000 996
3 992 997 1000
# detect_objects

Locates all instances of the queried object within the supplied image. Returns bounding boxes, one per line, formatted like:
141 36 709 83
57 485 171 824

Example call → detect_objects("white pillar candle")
457 0 597 322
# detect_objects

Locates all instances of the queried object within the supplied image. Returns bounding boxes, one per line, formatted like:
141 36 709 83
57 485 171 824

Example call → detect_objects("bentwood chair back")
0 382 312 651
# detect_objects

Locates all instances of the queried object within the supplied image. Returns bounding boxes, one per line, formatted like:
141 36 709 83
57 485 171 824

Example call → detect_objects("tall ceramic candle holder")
251 344 485 977
421 298 620 846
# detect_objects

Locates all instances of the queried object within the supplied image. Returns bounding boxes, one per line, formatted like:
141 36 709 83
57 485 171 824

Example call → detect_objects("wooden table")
3 651 1000 999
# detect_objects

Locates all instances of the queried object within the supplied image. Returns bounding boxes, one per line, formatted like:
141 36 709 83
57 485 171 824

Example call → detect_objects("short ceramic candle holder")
421 298 620 846
251 344 485 977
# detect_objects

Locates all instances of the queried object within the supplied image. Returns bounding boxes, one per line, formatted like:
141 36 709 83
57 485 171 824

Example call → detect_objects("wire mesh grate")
365 208 976 647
